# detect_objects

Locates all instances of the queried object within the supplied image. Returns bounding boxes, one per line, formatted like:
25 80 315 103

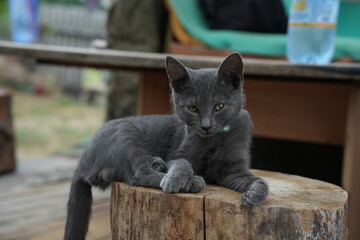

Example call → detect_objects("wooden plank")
246 79 351 145
0 41 360 81
0 181 110 240
342 86 360 240
0 155 111 240
0 180 110 238
0 207 110 240
169 41 285 60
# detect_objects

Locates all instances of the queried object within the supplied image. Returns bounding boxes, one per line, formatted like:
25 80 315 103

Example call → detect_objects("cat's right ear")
217 52 244 89
165 56 190 93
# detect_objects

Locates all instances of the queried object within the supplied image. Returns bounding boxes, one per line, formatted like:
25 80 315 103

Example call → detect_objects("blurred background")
0 0 354 187
0 1 111 239
0 0 108 160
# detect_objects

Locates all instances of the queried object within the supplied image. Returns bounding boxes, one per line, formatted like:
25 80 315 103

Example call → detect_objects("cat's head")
165 53 245 136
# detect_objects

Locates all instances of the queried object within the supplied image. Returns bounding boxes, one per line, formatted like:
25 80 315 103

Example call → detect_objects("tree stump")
111 170 348 240
0 90 15 174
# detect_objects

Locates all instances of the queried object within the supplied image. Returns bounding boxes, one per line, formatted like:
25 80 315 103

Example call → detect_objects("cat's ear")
165 56 190 93
217 52 244 89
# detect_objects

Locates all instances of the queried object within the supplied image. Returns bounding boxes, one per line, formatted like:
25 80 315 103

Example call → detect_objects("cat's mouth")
196 128 218 137
196 125 230 137
187 124 223 137
198 131 216 137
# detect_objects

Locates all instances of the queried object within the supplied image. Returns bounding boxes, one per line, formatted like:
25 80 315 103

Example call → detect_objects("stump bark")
0 90 15 174
111 170 348 240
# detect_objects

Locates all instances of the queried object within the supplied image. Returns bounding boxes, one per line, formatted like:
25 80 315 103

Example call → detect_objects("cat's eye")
187 105 198 112
213 104 224 112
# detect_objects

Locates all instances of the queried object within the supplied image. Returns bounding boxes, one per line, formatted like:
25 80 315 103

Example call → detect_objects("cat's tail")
64 176 92 240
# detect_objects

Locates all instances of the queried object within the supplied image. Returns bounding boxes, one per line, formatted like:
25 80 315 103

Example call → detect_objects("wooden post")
111 170 348 240
0 90 16 174
343 86 360 240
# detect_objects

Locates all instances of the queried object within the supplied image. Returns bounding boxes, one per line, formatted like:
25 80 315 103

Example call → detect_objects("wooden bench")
111 170 348 239
0 41 359 239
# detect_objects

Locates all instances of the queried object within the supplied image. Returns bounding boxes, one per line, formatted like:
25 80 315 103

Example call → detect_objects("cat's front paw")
160 170 193 193
181 175 206 193
242 179 269 206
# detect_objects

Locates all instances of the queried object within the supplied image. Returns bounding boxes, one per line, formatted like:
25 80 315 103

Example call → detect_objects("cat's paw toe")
181 176 205 193
242 191 261 206
160 173 188 193
151 157 167 172
187 176 206 193
242 179 269 207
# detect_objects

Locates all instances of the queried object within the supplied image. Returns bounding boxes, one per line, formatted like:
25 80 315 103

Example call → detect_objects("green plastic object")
168 0 360 60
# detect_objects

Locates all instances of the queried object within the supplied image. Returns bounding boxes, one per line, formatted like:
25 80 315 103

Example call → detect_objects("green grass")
13 92 105 160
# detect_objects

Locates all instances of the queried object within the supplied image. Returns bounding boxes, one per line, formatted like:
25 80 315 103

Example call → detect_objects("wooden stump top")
111 170 348 240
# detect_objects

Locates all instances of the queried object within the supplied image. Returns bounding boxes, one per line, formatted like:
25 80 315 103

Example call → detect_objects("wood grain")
111 170 348 240
111 183 206 240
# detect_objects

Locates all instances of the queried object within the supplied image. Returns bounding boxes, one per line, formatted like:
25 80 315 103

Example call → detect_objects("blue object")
286 0 340 64
8 0 39 43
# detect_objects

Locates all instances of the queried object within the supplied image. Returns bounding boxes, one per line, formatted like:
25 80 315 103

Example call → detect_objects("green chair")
167 0 360 61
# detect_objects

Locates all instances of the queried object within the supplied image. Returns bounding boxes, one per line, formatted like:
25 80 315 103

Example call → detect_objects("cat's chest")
183 136 224 175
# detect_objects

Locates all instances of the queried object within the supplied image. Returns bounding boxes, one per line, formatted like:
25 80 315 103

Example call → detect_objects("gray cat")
64 53 269 240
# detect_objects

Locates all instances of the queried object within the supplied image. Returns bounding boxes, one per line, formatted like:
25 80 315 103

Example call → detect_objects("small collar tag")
219 125 230 132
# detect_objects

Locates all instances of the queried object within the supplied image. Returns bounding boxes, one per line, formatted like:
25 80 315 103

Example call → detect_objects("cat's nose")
201 126 212 132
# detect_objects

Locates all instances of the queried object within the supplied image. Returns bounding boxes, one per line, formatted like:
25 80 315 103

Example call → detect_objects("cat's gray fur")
64 53 269 240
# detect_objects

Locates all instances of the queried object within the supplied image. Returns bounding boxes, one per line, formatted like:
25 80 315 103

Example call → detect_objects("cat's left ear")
217 52 244 89
165 56 190 93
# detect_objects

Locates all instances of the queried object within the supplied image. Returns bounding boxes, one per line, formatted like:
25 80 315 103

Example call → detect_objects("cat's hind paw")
151 157 167 173
87 168 116 190
242 179 269 206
